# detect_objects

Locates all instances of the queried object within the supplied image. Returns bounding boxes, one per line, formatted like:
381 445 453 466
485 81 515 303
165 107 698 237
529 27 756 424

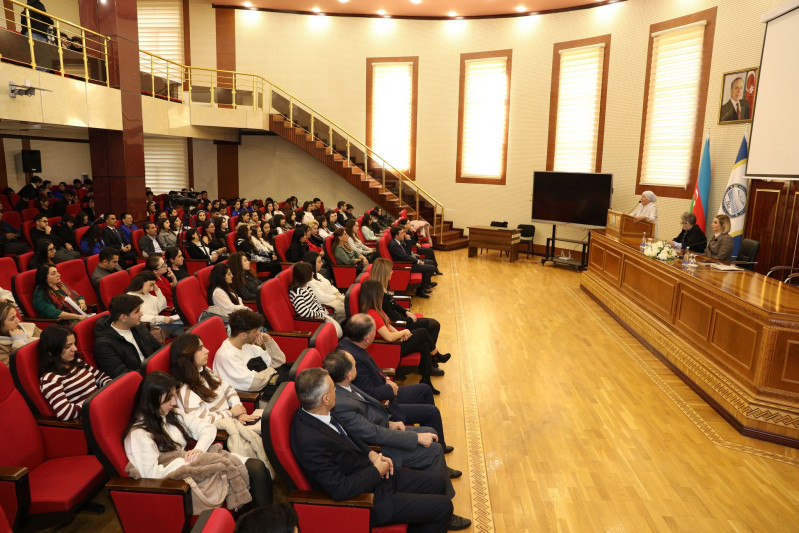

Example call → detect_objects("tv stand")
541 225 590 271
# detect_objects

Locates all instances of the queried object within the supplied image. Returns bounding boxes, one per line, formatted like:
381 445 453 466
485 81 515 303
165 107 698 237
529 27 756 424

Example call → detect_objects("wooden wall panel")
676 288 713 341
709 308 758 378
620 259 676 321
588 242 605 271
603 249 621 284
766 332 799 394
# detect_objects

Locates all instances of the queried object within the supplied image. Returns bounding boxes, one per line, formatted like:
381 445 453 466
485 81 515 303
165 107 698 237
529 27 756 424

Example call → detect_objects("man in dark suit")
398 218 440 273
290 368 463 533
138 222 163 257
324 351 467 518
101 213 137 267
338 314 452 452
387 225 436 298
720 77 750 122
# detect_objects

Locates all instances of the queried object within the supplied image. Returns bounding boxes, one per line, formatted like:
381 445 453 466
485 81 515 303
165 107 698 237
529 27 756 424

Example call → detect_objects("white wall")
192 138 218 199
177 0 780 242
2 138 91 191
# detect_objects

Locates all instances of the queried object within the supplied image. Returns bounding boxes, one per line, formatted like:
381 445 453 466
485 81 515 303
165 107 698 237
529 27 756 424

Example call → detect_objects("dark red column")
79 0 146 220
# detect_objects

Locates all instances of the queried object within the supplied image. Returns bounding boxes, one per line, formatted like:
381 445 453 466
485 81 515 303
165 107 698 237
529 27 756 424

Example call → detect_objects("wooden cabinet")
745 179 799 275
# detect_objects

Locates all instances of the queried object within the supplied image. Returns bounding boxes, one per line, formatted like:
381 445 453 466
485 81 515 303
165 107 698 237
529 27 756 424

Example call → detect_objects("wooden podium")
605 210 654 239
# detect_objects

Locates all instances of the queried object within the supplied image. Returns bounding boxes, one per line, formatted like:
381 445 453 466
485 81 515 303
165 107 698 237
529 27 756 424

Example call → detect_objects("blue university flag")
718 136 749 258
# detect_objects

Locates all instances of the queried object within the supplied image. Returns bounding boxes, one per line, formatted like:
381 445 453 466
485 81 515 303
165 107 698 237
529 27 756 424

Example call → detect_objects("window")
637 8 716 199
366 57 418 179
547 35 611 173
144 136 188 194
137 0 184 73
457 50 512 185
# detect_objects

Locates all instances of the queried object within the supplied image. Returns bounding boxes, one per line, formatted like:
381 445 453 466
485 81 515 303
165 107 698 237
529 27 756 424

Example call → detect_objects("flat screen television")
531 171 613 228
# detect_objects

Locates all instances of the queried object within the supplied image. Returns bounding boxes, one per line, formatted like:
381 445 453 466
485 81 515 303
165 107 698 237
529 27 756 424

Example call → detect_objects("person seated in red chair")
324 350 470 533
39 325 111 421
0 208 29 255
397 218 441 275
101 213 137 268
30 214 81 263
94 294 162 378
387 225 436 299
338 314 451 449
90 247 121 289
291 368 463 533
0 301 39 366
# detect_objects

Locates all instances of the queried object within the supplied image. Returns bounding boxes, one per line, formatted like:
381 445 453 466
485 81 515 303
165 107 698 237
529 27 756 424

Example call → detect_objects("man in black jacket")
94 294 162 377
20 0 53 41
290 368 456 533
30 214 81 263
101 213 137 267
387 225 436 298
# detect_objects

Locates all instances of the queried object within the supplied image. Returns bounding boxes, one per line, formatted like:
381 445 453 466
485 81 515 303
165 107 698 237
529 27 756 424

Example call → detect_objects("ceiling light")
311 6 321 12
515 5 527 11
410 0 422 3
447 11 457 17
338 0 349 3
377 9 386 15
243 1 252 6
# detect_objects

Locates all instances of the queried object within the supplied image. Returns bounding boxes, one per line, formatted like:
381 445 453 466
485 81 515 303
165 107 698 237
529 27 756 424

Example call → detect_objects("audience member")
302 251 345 322
288 262 343 338
30 214 81 262
285 224 311 263
94 294 162 377
186 228 221 265
290 368 457 533
228 252 261 300
38 325 110 421
79 224 105 255
164 246 190 281
0 301 40 365
0 209 28 255
207 263 249 317
126 271 183 340
90 247 121 288
32 265 89 324
138 222 163 257
345 219 376 261
331 228 368 270
102 213 137 267
388 225 435 298
213 309 287 393
123 371 272 508
118 212 138 245
29 238 56 270
144 254 178 307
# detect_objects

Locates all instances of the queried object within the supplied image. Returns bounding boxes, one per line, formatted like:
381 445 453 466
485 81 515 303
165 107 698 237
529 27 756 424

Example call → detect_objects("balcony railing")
139 50 446 242
0 0 109 86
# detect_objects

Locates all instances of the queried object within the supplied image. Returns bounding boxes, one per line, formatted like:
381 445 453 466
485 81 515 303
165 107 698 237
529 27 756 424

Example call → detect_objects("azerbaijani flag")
690 137 711 232
718 135 749 258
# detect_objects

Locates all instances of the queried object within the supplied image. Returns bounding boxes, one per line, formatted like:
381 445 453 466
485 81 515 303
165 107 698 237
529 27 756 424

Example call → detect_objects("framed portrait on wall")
718 68 757 124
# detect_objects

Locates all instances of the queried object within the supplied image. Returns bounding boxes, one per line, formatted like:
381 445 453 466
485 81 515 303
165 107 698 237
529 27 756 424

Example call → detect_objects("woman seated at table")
39 325 111 421
705 214 734 261
671 212 707 253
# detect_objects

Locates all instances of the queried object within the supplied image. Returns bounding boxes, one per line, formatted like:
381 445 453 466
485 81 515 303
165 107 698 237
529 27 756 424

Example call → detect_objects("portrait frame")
718 68 757 125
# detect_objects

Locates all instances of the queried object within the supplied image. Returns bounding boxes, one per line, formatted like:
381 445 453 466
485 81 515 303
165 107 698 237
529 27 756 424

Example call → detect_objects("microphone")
629 200 641 214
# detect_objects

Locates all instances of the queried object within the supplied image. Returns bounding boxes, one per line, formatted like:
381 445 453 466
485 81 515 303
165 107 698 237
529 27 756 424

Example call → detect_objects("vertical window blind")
553 44 605 172
137 0 184 74
369 62 414 174
144 136 188 194
459 56 510 179
640 22 706 187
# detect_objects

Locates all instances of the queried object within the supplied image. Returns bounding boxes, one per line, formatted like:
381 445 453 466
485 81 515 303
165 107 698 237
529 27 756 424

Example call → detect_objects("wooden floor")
46 248 799 532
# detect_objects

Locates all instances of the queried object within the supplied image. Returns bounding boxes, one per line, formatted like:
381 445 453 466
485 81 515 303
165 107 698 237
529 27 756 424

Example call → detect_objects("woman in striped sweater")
38 325 111 421
288 262 342 338
169 333 262 433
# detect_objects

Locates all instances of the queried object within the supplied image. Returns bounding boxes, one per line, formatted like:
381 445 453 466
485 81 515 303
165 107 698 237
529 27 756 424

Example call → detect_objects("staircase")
268 112 468 251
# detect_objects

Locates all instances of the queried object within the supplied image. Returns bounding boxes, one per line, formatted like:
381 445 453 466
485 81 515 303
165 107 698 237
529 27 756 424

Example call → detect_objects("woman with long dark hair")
38 325 110 421
169 333 263 432
288 262 342 338
345 219 377 261
359 280 441 394
207 263 248 317
331 228 367 269
360 212 377 241
228 252 262 300
164 246 190 281
285 224 310 263
123 371 272 507
79 224 105 255
272 214 286 234
126 271 183 339
32 265 88 324
29 238 57 270
302 251 345 322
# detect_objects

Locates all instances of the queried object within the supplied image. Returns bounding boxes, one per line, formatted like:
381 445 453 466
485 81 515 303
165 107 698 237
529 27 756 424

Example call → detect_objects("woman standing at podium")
630 191 658 236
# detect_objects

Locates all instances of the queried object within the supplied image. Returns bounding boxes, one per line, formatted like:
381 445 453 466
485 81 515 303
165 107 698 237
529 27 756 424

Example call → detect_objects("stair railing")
138 50 445 244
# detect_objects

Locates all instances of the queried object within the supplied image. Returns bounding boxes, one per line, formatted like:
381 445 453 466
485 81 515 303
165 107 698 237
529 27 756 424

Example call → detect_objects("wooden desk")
582 230 799 446
468 226 520 262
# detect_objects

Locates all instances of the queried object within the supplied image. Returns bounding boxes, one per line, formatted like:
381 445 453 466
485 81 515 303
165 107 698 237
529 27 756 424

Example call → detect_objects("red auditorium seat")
56 259 98 307
190 508 235 533
72 311 109 369
0 362 104 531
11 270 60 329
98 270 131 310
287 347 323 381
0 257 19 293
324 235 359 290
173 276 208 326
16 251 33 271
262 382 407 533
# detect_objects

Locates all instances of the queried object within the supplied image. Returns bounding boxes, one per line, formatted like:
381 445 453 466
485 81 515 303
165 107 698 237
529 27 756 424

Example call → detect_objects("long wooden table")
582 230 799 446
467 226 520 262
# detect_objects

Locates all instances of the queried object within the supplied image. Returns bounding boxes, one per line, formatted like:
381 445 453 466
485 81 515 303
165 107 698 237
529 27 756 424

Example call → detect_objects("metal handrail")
138 50 446 242
2 0 111 86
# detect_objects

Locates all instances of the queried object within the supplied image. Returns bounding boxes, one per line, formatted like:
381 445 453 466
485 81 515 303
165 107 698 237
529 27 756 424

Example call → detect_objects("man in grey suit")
324 351 465 503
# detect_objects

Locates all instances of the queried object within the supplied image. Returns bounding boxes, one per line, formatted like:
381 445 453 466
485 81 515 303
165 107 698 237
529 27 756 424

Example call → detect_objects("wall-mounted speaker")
21 149 41 173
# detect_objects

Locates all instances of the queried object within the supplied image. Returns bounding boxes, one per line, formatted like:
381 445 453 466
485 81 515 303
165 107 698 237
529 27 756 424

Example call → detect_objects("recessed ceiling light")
377 9 386 15
338 0 349 3
447 11 457 17
515 5 527 12
410 0 422 4
311 6 321 12
243 1 252 6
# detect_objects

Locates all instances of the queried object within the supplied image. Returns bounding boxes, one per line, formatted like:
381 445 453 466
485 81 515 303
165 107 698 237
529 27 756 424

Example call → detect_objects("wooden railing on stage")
582 230 799 447
605 209 654 239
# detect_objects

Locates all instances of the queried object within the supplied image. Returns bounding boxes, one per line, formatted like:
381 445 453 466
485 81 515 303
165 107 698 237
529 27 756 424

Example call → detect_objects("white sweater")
124 409 216 479
308 276 344 306
176 371 242 425
211 287 248 317
127 288 168 324
213 338 286 391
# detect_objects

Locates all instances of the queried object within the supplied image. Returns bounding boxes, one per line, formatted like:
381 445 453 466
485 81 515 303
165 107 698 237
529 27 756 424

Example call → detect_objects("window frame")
456 49 513 186
635 8 717 200
546 34 611 173
366 56 419 181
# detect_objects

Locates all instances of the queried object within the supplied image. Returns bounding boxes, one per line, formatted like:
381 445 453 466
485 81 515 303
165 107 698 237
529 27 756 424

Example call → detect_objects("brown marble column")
215 8 238 198
215 141 239 199
79 0 146 220
0 138 8 190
